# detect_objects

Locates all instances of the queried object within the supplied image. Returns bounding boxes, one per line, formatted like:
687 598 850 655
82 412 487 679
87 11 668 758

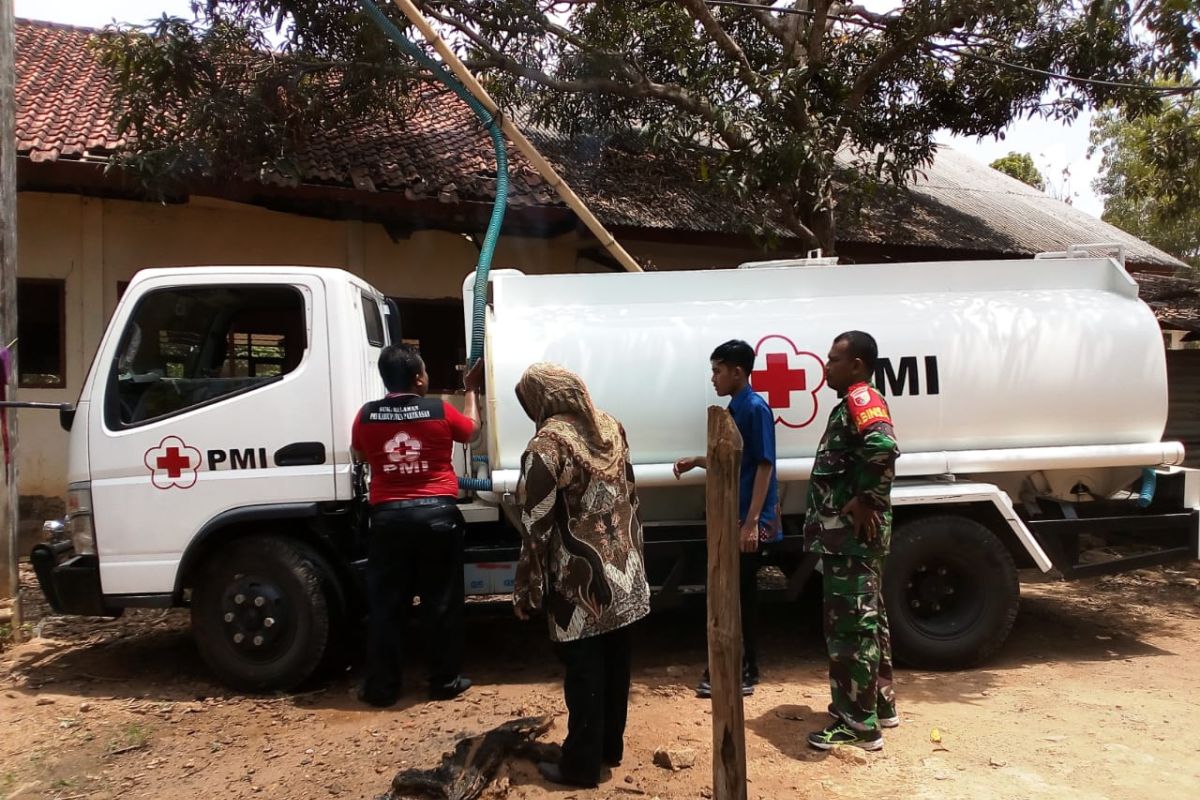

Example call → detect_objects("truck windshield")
109 285 307 427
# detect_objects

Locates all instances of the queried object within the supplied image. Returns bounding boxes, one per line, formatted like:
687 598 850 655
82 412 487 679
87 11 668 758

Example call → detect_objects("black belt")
371 497 456 512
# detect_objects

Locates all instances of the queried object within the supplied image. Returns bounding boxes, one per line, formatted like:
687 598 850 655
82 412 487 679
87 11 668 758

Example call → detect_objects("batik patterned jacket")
515 429 651 642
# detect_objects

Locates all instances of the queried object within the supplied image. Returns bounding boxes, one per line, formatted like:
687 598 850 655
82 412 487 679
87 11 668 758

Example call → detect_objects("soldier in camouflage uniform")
805 331 900 752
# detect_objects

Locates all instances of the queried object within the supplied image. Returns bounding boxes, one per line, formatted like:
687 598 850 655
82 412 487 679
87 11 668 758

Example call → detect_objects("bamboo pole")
705 406 746 800
386 0 643 273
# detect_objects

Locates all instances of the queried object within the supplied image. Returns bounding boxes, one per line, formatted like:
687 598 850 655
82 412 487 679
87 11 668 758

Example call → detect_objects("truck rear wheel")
191 536 334 692
885 515 1019 669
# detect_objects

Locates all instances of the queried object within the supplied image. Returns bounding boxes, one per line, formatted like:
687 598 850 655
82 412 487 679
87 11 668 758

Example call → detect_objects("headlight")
65 482 96 556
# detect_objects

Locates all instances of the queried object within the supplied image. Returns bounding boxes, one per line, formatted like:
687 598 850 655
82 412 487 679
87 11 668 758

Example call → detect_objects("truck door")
88 276 335 597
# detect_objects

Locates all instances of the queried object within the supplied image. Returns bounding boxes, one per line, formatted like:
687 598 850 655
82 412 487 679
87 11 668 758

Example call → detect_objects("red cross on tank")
751 335 826 428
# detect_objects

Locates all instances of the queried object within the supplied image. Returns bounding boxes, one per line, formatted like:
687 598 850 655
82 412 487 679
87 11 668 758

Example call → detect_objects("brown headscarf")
516 362 625 481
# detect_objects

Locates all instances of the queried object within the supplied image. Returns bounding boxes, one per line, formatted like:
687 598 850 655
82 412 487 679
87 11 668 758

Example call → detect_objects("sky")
16 0 1106 216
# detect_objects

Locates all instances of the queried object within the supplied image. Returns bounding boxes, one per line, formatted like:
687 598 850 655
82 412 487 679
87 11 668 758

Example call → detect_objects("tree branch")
677 0 766 95
843 10 966 116
465 54 748 150
807 0 831 68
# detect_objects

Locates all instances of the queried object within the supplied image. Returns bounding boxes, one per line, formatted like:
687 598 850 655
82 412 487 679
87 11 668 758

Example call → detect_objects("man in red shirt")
352 344 482 706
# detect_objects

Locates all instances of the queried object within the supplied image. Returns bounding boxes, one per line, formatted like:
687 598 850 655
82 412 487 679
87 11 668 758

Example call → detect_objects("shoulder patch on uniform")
848 385 891 432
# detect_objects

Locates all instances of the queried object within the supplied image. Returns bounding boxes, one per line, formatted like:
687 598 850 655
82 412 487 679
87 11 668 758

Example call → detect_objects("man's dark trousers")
552 624 635 784
362 500 465 704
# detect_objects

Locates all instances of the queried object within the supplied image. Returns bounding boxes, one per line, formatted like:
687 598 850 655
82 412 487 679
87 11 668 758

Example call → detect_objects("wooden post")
705 406 746 800
0 0 20 628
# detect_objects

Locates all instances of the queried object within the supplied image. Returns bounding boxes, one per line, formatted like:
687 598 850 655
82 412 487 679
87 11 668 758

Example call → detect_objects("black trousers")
362 501 465 703
552 625 635 784
740 551 762 670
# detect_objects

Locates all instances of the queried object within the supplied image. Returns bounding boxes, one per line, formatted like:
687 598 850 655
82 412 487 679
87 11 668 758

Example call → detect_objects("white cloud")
14 0 196 28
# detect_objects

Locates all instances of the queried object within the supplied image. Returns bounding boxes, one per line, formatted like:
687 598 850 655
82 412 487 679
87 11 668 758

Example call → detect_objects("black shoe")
356 683 398 708
807 720 883 751
429 676 472 701
744 662 761 686
537 761 597 788
696 670 754 698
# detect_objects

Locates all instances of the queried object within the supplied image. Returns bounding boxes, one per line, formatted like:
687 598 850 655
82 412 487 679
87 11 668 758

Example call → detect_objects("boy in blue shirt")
675 339 780 697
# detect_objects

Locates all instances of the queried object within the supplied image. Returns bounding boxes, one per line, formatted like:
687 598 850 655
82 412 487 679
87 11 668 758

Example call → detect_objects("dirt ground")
2 560 1199 800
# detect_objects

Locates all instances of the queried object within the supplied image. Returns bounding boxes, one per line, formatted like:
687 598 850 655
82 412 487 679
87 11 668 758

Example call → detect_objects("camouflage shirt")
804 382 900 558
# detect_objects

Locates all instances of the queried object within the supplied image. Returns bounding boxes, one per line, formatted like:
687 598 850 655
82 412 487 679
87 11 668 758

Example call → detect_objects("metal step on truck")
21 247 1200 691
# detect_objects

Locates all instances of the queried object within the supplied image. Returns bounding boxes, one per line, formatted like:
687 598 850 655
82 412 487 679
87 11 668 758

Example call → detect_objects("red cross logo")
144 436 202 490
753 335 826 429
752 352 808 409
156 447 191 478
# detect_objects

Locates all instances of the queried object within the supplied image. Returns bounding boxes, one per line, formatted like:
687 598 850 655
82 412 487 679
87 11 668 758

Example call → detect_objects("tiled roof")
14 17 1187 271
14 18 558 207
16 20 126 161
1135 273 1200 332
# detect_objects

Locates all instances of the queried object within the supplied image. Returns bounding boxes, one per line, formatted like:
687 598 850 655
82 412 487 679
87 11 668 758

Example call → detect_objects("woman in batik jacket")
513 362 651 789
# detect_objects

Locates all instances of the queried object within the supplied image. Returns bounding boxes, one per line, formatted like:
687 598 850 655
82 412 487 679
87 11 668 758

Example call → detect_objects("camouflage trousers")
822 554 895 732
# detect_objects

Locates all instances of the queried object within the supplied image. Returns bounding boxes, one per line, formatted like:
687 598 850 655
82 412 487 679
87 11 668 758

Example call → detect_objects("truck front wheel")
884 515 1019 669
191 536 334 692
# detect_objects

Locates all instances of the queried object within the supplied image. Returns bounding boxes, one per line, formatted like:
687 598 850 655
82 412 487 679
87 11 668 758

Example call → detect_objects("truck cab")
35 267 405 689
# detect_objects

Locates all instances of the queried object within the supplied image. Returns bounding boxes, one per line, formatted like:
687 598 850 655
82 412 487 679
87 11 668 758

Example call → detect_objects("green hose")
357 1 502 492
357 0 505 366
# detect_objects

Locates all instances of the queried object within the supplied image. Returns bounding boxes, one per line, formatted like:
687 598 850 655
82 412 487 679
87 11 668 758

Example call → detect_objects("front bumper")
31 526 120 617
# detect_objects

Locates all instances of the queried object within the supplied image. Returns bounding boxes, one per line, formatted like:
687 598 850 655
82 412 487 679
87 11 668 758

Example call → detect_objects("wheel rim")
901 556 985 640
219 573 293 663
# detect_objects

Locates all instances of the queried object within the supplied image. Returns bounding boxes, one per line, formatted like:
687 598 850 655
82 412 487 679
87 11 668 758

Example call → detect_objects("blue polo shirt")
728 383 780 538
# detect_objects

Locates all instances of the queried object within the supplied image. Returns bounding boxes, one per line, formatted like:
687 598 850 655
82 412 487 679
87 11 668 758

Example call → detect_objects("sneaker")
429 676 472 701
877 699 900 729
695 671 754 698
828 702 900 729
807 720 883 751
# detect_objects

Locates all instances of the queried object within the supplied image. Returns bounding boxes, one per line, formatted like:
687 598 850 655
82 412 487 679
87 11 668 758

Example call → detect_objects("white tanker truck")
23 249 1200 691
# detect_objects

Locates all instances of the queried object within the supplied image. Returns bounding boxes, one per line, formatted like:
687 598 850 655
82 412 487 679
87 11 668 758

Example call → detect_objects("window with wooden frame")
17 278 66 388
388 298 466 394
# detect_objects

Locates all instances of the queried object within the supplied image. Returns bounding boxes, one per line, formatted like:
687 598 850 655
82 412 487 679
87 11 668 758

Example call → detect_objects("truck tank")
471 257 1175 492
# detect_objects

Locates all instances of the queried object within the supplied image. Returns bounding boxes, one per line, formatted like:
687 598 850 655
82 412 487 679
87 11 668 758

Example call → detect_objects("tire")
191 536 334 692
884 515 1019 669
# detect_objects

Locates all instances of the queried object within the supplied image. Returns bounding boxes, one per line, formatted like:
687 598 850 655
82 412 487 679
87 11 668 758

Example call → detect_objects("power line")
703 0 1199 95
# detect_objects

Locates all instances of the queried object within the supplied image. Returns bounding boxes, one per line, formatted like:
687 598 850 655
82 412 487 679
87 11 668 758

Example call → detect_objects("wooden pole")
705 406 746 800
386 0 644 273
0 0 21 637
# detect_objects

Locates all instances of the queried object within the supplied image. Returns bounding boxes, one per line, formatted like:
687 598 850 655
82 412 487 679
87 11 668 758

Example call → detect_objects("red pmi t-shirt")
351 394 475 504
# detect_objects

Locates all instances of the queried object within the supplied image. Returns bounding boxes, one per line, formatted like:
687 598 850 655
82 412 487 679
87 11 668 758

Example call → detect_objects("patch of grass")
106 722 151 755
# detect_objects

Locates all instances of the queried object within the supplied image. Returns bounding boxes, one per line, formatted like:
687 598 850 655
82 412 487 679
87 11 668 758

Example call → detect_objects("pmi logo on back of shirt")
383 431 430 474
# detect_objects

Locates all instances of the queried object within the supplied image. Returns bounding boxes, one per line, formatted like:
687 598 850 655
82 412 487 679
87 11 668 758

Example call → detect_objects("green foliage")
1092 88 1200 268
91 1 1198 252
989 152 1047 190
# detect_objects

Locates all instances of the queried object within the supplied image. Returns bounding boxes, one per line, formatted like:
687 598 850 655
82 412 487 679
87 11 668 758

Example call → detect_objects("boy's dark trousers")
740 550 763 674
552 624 635 784
362 499 465 704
